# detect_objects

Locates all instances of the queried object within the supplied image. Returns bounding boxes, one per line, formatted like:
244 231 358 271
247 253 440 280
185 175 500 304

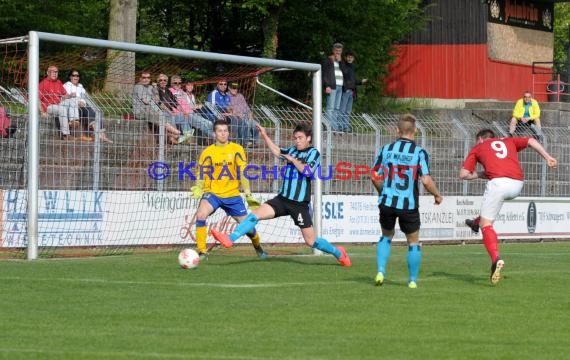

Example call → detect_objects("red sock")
481 225 499 263
473 216 480 226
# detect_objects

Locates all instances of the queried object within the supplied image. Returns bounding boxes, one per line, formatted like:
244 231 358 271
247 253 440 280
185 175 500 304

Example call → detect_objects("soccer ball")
178 248 200 269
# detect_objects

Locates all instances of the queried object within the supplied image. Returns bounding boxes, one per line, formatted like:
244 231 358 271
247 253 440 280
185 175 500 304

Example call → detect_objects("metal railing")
2 90 568 197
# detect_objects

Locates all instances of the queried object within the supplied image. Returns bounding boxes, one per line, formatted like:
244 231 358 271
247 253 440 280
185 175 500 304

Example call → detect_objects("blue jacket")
207 89 231 112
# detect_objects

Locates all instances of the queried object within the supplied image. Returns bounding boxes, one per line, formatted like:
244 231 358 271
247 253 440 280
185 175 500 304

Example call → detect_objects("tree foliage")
5 1 570 109
554 3 570 81
276 0 428 107
0 1 109 45
0 0 428 109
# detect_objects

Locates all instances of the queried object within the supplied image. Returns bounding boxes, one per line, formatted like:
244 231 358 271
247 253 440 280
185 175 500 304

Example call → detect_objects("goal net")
0 32 323 259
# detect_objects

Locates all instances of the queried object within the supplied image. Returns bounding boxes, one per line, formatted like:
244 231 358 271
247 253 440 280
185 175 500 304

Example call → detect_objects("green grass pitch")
0 242 569 359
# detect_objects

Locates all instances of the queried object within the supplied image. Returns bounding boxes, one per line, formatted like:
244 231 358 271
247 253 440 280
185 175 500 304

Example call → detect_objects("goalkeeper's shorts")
203 193 248 217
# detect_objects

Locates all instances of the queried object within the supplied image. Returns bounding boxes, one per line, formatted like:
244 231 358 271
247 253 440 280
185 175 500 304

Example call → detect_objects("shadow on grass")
209 254 343 267
429 270 483 285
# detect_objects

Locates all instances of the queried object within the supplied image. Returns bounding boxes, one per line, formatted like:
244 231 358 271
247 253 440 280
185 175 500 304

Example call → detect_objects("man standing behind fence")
371 114 443 289
322 43 347 132
339 50 367 131
460 129 557 285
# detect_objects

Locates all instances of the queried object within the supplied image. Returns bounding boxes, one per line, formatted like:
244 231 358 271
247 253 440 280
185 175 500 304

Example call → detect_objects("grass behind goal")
1 242 569 360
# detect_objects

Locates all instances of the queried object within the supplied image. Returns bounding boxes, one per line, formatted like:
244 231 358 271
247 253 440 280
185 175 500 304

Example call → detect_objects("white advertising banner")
492 198 570 238
2 190 570 247
320 196 570 242
0 190 300 247
322 195 461 242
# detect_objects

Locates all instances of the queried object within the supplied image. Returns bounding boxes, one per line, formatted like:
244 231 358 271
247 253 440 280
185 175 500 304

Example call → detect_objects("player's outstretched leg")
375 236 391 285
407 244 422 289
312 237 351 267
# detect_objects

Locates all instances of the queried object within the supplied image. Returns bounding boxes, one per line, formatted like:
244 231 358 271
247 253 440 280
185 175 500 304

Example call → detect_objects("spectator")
0 102 16 138
181 80 203 112
63 69 112 143
339 51 367 131
155 74 193 144
60 68 83 127
39 65 74 140
183 80 210 117
509 91 542 140
133 71 180 145
322 43 347 132
206 79 232 121
170 76 213 141
228 82 259 146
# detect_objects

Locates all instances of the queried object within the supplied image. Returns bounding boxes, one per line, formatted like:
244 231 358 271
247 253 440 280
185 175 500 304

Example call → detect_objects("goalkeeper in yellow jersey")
191 119 266 259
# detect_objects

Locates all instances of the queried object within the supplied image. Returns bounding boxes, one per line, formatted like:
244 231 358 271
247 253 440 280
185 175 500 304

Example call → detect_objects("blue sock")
230 213 259 241
312 237 341 259
376 236 392 274
407 244 422 282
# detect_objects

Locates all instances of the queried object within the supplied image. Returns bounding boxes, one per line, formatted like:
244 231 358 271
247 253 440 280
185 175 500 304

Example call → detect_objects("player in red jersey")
459 129 557 285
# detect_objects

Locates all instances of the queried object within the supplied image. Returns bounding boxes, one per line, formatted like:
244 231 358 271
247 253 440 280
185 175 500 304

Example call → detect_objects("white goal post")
25 31 324 260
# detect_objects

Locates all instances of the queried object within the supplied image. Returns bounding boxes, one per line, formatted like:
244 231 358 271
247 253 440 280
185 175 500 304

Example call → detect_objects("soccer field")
1 242 569 360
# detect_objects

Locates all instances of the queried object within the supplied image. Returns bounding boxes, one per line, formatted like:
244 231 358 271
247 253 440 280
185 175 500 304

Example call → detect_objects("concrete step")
465 100 570 111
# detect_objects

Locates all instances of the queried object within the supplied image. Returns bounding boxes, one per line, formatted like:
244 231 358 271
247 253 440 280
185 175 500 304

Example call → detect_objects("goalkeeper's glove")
245 193 261 209
190 185 204 199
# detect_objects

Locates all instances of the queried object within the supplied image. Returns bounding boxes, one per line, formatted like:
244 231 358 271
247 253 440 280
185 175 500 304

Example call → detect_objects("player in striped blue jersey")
212 123 352 267
371 114 443 288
